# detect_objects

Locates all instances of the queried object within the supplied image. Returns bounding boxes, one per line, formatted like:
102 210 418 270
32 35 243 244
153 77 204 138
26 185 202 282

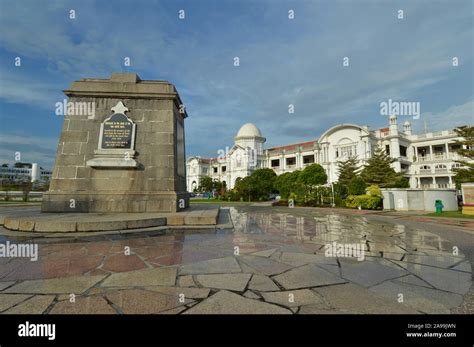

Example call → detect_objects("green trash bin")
435 200 444 214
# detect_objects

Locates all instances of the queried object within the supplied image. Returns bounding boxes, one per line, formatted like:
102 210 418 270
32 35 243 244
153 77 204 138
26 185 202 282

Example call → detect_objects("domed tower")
403 120 412 136
234 123 266 154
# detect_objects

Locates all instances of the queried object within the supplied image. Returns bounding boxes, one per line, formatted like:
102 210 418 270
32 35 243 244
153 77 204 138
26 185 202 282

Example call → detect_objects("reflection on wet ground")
0 206 472 314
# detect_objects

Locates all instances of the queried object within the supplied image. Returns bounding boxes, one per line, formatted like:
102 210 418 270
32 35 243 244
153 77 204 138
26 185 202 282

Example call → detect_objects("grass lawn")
424 210 474 219
190 199 254 205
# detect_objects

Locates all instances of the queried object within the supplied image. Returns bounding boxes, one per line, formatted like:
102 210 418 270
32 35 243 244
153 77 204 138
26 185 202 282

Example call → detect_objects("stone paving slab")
248 274 280 292
391 260 472 295
104 288 192 314
49 296 117 314
313 283 419 314
339 258 408 287
273 264 347 290
4 295 55 314
5 275 106 294
183 290 292 314
101 267 177 288
0 294 32 312
279 252 338 267
370 280 463 313
144 286 211 299
0 281 16 291
261 289 324 308
179 257 242 275
195 274 251 292
238 255 293 276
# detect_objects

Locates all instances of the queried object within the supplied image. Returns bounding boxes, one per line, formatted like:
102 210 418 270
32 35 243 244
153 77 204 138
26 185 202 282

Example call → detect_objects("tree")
348 176 366 195
274 171 302 199
360 148 404 188
234 169 277 201
452 125 474 187
213 180 227 198
250 169 277 200
198 176 213 193
234 176 254 201
337 156 360 185
298 164 327 191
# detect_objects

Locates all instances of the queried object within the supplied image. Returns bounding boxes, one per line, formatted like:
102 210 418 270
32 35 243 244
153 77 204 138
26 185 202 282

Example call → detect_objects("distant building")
0 163 52 183
187 116 472 191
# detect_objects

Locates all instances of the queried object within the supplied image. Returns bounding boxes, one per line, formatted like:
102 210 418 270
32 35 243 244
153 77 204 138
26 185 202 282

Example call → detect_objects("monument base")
42 191 189 213
2 205 218 233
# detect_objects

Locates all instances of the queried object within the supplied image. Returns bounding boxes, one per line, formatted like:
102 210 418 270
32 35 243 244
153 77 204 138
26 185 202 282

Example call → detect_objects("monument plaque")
86 101 138 168
42 72 189 213
101 114 134 149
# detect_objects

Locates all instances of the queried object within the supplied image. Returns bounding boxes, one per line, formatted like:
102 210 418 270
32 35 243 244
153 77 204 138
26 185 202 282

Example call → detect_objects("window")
399 146 407 157
303 155 314 164
271 159 280 167
385 144 390 155
337 145 354 159
213 167 218 173
222 166 226 173
286 157 296 166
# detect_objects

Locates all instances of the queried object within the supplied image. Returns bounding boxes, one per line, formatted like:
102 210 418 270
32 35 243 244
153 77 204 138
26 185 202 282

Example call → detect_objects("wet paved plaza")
0 206 472 314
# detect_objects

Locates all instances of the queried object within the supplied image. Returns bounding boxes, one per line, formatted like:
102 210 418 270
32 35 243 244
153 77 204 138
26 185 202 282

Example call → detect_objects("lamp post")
331 182 335 208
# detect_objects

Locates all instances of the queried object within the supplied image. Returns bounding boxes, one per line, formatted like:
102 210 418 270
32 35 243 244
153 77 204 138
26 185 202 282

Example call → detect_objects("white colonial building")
186 115 471 191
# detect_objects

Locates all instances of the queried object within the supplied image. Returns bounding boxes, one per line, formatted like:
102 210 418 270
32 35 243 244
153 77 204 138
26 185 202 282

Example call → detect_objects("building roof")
267 140 318 152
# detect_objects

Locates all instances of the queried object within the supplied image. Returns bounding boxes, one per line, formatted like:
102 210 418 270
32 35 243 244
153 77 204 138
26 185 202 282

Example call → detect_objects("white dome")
236 123 262 138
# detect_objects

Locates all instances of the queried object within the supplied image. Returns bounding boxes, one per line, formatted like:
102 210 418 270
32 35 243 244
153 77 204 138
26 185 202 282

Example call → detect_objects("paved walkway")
0 206 471 314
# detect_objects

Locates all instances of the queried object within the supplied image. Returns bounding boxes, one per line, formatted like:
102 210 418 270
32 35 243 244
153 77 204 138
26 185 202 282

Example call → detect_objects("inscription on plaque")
101 113 133 149
87 101 138 168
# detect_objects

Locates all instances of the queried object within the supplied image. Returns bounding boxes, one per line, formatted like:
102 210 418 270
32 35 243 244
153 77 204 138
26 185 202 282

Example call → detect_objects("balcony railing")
420 183 454 189
416 153 460 162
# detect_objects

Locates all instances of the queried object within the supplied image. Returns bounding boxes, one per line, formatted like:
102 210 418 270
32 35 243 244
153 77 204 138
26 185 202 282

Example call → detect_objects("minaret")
388 115 401 171
403 120 412 136
389 114 398 136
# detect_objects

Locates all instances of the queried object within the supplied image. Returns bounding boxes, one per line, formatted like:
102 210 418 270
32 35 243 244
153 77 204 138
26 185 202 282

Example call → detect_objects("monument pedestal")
42 73 189 213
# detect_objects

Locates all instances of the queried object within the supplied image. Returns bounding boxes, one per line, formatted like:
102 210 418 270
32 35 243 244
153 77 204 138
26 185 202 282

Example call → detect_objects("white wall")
381 189 457 211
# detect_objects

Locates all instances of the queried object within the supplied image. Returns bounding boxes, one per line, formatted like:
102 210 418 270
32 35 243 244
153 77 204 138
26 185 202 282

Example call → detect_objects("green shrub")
347 176 366 195
344 194 382 210
367 184 382 198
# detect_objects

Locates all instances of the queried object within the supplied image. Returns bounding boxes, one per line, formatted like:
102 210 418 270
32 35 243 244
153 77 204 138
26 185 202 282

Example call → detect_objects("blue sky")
0 0 473 169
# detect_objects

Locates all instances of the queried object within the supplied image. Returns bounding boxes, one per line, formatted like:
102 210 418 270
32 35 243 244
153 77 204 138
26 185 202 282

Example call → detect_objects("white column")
445 143 449 159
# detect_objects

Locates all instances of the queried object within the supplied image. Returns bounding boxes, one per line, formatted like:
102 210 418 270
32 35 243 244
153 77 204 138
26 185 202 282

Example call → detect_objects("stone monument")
42 72 189 213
